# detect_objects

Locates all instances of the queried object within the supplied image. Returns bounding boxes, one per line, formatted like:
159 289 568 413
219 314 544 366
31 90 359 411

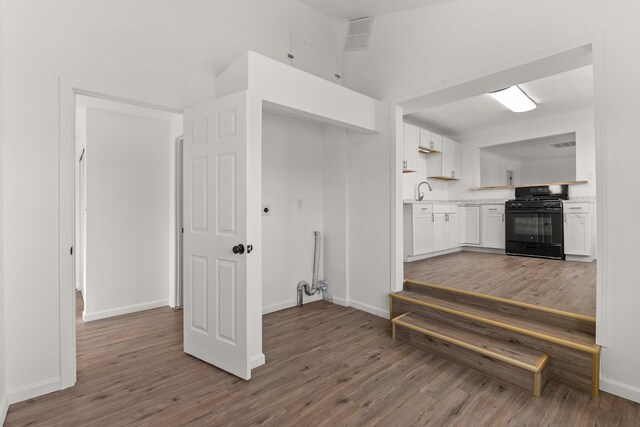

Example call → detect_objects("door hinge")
70 246 73 255
181 227 184 234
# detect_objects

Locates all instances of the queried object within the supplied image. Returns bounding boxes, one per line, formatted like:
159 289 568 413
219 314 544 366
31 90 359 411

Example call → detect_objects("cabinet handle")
451 171 455 178
569 207 582 210
488 208 497 211
445 213 449 222
430 141 434 148
432 214 434 222
502 214 504 222
402 160 407 169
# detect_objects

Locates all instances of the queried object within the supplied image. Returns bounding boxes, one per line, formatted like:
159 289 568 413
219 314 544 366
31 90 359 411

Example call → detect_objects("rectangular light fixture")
489 85 537 112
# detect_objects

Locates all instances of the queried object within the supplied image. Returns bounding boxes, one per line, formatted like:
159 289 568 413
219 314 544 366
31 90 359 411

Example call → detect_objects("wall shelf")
470 180 589 191
418 146 441 154
429 176 461 181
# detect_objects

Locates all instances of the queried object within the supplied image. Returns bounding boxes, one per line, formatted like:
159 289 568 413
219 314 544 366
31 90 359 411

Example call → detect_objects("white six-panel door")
183 91 251 380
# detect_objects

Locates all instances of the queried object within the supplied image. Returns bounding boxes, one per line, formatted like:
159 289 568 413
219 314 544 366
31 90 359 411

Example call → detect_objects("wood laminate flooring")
7 291 636 426
405 252 596 317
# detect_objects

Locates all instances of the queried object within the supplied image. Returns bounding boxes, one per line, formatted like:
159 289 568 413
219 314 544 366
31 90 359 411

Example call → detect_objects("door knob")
232 244 245 254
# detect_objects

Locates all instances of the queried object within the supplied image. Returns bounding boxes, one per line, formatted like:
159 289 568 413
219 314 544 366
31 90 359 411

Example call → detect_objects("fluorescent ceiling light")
489 85 537 112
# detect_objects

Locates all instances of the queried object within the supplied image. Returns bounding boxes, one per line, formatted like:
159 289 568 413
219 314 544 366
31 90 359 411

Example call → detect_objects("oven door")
506 209 563 245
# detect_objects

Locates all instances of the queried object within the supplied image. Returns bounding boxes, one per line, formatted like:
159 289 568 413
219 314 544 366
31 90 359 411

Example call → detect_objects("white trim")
405 247 463 262
332 296 348 307
250 353 266 369
0 393 8 425
59 77 184 390
390 33 609 348
262 295 323 315
601 377 640 404
348 299 389 319
7 376 61 404
566 255 595 263
82 300 168 322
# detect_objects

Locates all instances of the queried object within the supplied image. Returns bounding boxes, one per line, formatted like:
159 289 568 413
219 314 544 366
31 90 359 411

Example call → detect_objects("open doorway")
391 39 606 397
74 95 184 322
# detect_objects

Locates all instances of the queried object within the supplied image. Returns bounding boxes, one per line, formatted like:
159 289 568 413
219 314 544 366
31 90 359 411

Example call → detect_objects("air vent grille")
344 16 374 52
551 141 576 148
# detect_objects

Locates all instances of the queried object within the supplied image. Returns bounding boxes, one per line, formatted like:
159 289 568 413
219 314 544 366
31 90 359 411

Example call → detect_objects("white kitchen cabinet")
403 204 434 258
433 213 447 252
403 123 419 172
564 203 592 256
446 212 459 249
482 205 505 249
459 206 480 245
427 136 463 180
420 128 443 152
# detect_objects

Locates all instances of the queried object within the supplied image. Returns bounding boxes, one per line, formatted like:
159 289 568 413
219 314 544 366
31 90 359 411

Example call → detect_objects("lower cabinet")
404 204 459 258
459 206 480 245
481 205 505 249
563 203 592 257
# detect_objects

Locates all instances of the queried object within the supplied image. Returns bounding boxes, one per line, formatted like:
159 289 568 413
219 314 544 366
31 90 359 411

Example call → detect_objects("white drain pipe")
297 231 328 306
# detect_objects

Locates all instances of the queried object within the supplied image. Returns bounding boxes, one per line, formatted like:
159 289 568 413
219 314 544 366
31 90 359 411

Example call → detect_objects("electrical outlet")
262 205 271 216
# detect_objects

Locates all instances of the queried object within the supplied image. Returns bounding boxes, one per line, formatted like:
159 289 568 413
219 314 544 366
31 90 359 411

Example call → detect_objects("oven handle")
506 209 562 214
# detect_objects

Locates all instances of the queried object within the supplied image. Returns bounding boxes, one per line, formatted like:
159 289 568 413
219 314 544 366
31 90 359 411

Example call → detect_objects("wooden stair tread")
393 313 546 371
393 290 598 353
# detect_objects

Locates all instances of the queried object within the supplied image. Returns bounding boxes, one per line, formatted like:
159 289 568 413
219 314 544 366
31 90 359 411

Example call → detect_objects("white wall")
520 156 576 185
0 0 7 420
340 0 640 402
402 150 449 201
261 112 325 313
451 108 596 200
2 0 340 400
83 108 171 320
480 151 522 187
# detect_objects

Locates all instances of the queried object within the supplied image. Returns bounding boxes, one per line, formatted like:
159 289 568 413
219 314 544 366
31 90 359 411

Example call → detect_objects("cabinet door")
441 137 454 178
421 129 443 151
433 214 447 252
464 206 480 245
452 141 463 179
446 213 459 249
403 123 419 172
564 213 590 256
482 213 505 249
413 215 434 255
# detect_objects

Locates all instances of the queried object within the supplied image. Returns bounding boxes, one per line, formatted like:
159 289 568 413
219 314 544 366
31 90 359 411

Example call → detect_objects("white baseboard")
1 392 8 425
262 294 324 315
332 296 348 307
348 299 389 319
250 353 266 369
262 300 297 315
405 247 462 262
7 376 61 404
83 299 168 322
600 376 640 403
566 254 595 263
461 246 505 254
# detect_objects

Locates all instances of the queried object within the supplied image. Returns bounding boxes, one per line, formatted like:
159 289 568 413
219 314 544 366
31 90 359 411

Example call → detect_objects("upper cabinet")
427 136 463 180
403 123 419 173
420 129 443 152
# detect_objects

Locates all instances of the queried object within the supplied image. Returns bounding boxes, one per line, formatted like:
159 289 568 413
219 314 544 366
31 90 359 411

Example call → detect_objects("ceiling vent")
344 16 374 52
551 141 576 148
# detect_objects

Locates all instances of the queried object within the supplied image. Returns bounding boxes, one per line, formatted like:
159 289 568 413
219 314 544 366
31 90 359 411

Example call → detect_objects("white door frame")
58 77 183 389
390 33 609 345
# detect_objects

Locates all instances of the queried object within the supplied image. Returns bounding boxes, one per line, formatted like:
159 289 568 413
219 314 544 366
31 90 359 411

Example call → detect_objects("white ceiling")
481 133 576 162
405 65 594 137
298 0 439 22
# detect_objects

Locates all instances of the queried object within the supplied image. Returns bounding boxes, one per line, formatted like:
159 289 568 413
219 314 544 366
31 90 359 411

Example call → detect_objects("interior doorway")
73 95 184 322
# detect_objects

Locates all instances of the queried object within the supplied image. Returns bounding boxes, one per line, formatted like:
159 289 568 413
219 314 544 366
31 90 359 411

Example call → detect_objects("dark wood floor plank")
6 291 639 426
404 252 596 316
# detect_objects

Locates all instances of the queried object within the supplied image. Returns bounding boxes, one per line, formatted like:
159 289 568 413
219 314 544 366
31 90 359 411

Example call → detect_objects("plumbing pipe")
297 231 329 306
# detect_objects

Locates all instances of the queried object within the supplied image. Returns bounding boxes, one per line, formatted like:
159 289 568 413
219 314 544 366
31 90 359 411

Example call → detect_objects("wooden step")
392 313 551 397
390 286 601 396
404 279 596 335
391 290 598 354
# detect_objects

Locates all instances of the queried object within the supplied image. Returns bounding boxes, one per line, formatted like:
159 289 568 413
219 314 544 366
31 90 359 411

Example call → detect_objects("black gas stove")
505 185 568 260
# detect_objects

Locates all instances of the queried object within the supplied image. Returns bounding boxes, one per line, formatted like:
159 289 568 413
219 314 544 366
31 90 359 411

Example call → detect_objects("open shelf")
470 180 588 191
418 146 441 154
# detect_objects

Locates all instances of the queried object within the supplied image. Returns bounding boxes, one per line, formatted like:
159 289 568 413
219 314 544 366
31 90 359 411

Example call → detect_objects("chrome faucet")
417 181 433 201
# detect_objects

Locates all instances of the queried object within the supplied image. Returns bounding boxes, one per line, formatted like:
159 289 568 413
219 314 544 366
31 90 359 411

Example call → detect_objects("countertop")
403 196 596 205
